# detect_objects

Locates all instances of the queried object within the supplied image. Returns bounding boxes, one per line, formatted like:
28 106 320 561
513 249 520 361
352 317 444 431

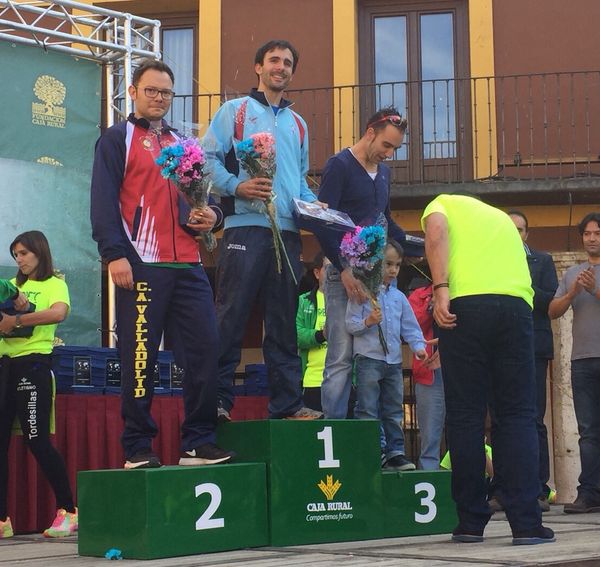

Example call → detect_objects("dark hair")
10 230 55 285
385 240 404 258
507 209 529 232
366 106 407 134
578 212 600 235
310 252 326 272
305 252 327 292
132 58 175 86
255 40 299 74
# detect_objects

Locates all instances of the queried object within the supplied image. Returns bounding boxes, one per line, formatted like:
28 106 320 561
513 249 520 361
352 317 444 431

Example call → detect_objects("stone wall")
548 251 587 503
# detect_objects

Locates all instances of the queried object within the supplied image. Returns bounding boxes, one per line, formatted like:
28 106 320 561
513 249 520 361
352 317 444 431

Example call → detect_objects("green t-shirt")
0 276 70 358
441 444 493 477
303 290 327 388
421 195 533 308
0 279 17 302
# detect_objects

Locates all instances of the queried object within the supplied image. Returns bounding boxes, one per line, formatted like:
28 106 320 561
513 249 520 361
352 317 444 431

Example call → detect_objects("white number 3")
414 481 437 523
195 482 225 530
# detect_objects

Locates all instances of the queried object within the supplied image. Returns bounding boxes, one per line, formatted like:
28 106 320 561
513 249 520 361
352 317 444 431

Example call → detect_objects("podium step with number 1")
217 419 384 546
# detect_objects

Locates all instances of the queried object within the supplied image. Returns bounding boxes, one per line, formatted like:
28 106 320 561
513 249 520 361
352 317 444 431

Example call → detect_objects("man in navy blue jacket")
508 211 558 508
91 59 234 469
314 107 408 419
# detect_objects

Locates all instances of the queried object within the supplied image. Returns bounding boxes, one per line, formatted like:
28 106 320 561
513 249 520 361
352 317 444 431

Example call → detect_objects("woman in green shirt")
0 231 77 539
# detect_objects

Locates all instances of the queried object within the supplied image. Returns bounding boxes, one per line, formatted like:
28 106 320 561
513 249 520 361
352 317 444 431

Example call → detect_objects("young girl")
0 231 77 538
297 252 330 411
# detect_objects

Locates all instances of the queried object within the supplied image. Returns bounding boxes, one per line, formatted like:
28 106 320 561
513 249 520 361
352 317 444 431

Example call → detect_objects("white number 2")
414 481 437 523
317 426 340 468
195 482 225 530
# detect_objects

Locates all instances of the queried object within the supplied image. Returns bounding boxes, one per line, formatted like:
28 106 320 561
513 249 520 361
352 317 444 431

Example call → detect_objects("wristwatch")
14 314 23 329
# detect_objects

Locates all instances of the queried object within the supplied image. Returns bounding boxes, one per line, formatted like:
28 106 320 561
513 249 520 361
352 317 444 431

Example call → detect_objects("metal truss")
0 0 161 124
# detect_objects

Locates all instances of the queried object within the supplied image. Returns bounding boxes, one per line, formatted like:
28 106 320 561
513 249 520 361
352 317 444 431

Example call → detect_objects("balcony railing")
155 70 600 188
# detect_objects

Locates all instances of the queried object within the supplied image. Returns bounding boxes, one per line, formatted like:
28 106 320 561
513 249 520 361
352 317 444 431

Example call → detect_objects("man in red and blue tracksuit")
91 58 234 469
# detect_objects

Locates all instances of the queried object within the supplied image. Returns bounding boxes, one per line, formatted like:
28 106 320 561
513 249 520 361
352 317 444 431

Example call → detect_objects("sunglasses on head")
367 115 407 129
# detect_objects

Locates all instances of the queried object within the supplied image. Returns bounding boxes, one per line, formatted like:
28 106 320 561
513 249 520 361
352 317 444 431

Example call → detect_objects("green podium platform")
217 419 384 546
382 469 457 537
78 421 458 560
77 463 268 559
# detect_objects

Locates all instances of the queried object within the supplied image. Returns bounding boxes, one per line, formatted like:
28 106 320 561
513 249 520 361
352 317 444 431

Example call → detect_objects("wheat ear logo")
317 475 341 500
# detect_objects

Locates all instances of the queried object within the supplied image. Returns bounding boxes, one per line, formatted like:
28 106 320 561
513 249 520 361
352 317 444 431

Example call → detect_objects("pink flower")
251 132 275 159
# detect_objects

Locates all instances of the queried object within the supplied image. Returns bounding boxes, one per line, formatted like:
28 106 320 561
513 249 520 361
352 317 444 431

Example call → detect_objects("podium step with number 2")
78 463 268 559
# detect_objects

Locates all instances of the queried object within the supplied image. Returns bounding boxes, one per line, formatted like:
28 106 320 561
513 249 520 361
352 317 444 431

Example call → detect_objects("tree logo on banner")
32 75 66 129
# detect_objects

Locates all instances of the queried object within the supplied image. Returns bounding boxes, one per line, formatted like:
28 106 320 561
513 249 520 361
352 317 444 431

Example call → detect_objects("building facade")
81 0 599 499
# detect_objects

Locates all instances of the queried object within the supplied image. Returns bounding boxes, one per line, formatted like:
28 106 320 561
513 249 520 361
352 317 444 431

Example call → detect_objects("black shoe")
512 526 555 545
124 450 162 470
179 443 236 465
383 455 416 471
564 495 600 514
451 525 484 543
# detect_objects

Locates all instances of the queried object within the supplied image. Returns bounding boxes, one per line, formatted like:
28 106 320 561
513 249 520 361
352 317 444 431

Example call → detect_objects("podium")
78 420 456 559
217 419 383 546
78 463 268 559
383 470 456 537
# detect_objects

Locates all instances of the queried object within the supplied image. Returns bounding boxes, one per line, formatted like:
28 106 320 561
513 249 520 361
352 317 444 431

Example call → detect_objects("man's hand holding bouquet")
156 137 217 251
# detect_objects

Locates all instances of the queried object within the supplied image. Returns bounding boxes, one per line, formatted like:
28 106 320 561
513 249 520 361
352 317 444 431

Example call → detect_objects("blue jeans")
416 368 445 470
321 264 354 418
215 227 304 418
354 355 406 459
571 357 600 501
439 295 541 534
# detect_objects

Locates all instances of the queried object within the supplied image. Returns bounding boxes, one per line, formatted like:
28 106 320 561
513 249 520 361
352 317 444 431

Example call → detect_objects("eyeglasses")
139 87 175 100
367 114 407 130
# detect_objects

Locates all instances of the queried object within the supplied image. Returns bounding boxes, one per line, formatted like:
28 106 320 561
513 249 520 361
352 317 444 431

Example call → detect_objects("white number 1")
317 426 340 468
195 482 225 530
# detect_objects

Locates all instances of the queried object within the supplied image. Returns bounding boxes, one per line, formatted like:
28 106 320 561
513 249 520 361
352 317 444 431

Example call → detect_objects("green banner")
0 42 102 346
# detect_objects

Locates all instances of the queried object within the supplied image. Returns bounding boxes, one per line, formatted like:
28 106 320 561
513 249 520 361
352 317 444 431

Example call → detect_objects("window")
360 0 470 183
162 26 196 131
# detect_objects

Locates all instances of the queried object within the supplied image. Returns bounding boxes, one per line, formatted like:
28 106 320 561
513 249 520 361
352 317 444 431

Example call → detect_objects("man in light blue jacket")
204 39 322 420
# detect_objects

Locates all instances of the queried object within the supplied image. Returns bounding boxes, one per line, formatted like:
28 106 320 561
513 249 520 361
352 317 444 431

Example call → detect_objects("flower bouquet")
340 224 389 354
236 132 294 280
155 137 217 251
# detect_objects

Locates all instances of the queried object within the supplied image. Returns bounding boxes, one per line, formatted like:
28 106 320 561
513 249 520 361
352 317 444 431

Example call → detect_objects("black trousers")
0 354 74 519
116 264 219 459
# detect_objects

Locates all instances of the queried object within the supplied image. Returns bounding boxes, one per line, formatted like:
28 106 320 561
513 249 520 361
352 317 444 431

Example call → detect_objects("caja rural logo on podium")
32 74 66 129
306 426 354 524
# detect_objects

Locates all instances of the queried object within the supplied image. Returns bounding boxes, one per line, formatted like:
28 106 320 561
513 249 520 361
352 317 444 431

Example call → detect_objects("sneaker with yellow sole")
0 517 13 539
43 508 78 538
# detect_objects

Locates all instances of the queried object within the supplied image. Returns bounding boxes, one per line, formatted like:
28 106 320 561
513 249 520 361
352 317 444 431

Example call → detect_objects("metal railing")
148 70 600 187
